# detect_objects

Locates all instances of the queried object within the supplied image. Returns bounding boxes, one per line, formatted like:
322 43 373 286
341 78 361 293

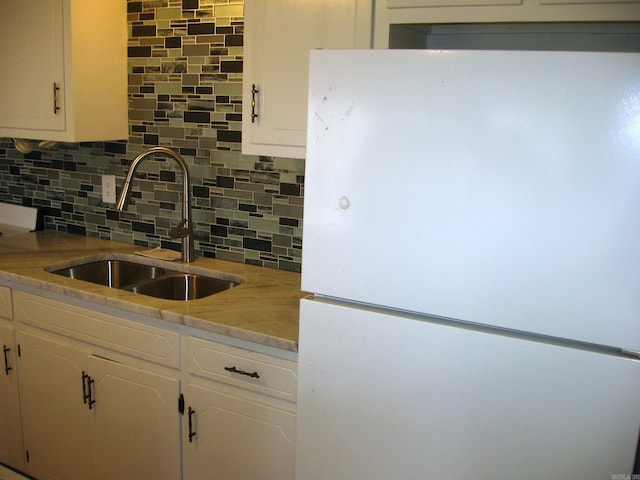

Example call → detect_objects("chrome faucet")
116 146 196 263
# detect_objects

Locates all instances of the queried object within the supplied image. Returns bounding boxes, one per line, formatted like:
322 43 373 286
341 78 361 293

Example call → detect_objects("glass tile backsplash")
0 0 303 272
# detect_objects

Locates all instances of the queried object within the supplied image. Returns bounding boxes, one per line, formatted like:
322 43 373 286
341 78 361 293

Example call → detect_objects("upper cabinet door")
374 0 640 48
0 0 65 132
0 0 127 143
242 0 373 159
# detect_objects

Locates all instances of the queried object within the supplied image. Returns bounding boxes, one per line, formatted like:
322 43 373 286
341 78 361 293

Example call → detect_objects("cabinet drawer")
13 291 180 368
185 336 297 402
0 286 11 320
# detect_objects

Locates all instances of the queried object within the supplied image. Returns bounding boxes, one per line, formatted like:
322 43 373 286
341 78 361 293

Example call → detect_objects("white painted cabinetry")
5 288 298 479
182 336 297 480
17 331 92 480
89 356 181 480
0 285 24 471
0 0 127 142
14 291 181 480
374 0 640 48
242 0 372 159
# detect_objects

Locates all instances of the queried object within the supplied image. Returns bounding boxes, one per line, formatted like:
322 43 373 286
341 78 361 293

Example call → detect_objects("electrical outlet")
102 175 116 204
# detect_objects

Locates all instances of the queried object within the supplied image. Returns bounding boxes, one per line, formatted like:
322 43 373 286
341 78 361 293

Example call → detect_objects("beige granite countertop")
0 230 304 352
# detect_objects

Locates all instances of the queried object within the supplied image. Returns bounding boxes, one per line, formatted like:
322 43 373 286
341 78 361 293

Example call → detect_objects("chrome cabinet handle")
251 84 259 123
53 82 61 114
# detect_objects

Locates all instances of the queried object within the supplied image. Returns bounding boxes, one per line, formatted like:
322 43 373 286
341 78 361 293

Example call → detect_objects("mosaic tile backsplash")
0 0 304 272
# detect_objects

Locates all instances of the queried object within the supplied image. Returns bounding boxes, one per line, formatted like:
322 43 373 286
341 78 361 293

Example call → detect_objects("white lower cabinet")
183 336 298 480
17 331 181 480
8 289 297 480
182 383 296 480
0 320 25 471
88 355 181 480
17 331 92 479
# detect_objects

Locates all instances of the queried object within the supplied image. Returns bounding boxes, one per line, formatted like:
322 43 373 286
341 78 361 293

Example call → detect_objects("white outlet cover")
102 175 116 203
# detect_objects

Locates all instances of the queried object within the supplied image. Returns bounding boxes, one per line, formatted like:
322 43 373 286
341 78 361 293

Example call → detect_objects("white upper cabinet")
0 0 127 142
374 0 640 48
242 0 373 159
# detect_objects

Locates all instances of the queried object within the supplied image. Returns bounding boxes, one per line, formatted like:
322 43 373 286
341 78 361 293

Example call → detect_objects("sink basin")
51 260 168 288
48 257 242 301
130 273 239 300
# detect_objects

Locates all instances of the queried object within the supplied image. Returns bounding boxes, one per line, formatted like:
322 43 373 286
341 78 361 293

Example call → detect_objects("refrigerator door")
297 298 640 480
302 50 640 351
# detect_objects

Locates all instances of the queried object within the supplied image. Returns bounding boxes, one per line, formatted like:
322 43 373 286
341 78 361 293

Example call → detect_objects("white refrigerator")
296 50 640 479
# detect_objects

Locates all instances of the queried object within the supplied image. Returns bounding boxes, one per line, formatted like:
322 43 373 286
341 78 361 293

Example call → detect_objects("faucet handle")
169 219 193 239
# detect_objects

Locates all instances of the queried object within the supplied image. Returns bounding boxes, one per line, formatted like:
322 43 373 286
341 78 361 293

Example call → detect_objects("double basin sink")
47 257 243 301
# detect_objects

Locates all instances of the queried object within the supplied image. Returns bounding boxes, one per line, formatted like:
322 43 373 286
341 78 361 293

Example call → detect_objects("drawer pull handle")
224 366 260 379
3 345 11 375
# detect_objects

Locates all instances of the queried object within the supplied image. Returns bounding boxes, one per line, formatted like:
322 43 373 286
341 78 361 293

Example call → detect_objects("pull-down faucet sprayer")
116 146 196 263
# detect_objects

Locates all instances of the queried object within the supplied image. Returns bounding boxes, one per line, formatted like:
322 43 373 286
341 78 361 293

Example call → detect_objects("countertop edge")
1 269 300 353
0 231 302 353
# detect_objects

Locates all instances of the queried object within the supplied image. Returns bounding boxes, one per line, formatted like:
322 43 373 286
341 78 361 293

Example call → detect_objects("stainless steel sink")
51 260 168 288
130 273 239 300
48 258 242 300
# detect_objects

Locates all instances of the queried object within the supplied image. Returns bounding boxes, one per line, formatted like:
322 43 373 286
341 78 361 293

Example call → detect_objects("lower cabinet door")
0 322 24 471
182 383 296 480
17 330 182 480
17 331 92 480
89 355 181 480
